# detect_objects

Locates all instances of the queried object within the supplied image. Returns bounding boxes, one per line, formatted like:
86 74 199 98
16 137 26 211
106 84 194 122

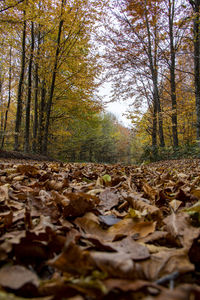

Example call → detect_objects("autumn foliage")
98 0 200 160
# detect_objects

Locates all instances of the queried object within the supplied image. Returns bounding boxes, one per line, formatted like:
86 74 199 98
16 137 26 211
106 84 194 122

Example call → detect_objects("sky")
105 100 133 127
98 82 133 128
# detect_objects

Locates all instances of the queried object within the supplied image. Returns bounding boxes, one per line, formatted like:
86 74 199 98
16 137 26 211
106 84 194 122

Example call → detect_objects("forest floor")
0 157 200 299
0 150 58 162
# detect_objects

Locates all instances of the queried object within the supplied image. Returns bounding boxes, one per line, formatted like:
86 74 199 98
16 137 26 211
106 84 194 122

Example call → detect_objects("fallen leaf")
108 218 156 240
98 188 120 212
0 291 53 300
63 193 99 217
107 236 150 260
140 248 194 281
103 278 161 293
0 265 39 289
0 184 9 203
142 183 157 202
48 241 95 275
125 193 162 220
90 251 135 278
153 284 200 300
163 212 200 249
169 199 183 212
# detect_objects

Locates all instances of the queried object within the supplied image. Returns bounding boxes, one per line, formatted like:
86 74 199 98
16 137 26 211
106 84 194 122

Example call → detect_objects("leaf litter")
0 159 200 299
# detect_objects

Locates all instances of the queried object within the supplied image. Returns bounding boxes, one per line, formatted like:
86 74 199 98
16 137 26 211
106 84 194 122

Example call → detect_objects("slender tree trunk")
32 28 40 152
24 21 34 152
0 114 3 135
144 1 165 148
0 66 3 142
14 11 26 151
38 79 46 153
152 92 157 153
169 0 178 148
189 0 200 146
43 0 65 154
1 47 12 149
157 97 165 147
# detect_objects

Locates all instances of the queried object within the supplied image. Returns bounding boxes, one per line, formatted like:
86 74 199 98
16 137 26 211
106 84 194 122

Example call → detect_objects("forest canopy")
0 0 199 163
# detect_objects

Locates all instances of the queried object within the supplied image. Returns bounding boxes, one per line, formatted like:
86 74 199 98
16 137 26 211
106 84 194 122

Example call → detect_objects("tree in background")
188 0 200 146
58 112 132 164
1 0 200 163
0 0 104 157
14 1 27 151
98 0 167 154
98 0 200 161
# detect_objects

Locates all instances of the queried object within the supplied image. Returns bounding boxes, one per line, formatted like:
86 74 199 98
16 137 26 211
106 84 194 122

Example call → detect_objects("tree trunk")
1 47 12 149
169 0 178 148
24 21 34 152
14 11 26 151
38 79 46 154
43 0 65 154
157 96 165 147
32 27 40 152
189 0 200 145
144 0 165 148
0 65 3 142
152 92 157 153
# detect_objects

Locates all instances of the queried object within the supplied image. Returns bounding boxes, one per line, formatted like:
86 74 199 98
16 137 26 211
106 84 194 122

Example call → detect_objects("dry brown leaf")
153 284 200 300
98 188 120 212
163 212 200 249
87 236 150 260
107 236 150 260
45 178 69 191
0 265 39 289
125 193 162 220
142 182 157 202
63 192 99 217
103 278 161 293
108 218 156 240
0 184 9 203
144 244 173 254
75 212 156 242
169 199 183 212
16 165 39 177
138 230 168 243
90 251 136 278
75 212 109 241
48 241 95 275
190 188 200 200
140 248 194 281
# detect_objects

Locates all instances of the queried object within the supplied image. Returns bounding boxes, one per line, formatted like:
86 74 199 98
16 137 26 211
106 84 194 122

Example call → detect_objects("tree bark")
144 0 165 148
32 27 40 152
157 96 165 147
38 79 46 154
152 93 157 152
14 10 26 151
24 21 34 152
0 64 3 141
169 0 179 148
43 0 65 154
1 47 12 149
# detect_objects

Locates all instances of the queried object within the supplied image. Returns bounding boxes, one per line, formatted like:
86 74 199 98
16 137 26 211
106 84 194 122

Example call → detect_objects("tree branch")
0 0 24 13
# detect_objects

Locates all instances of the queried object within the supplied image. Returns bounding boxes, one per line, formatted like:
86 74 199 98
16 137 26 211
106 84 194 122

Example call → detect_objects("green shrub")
139 143 200 162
